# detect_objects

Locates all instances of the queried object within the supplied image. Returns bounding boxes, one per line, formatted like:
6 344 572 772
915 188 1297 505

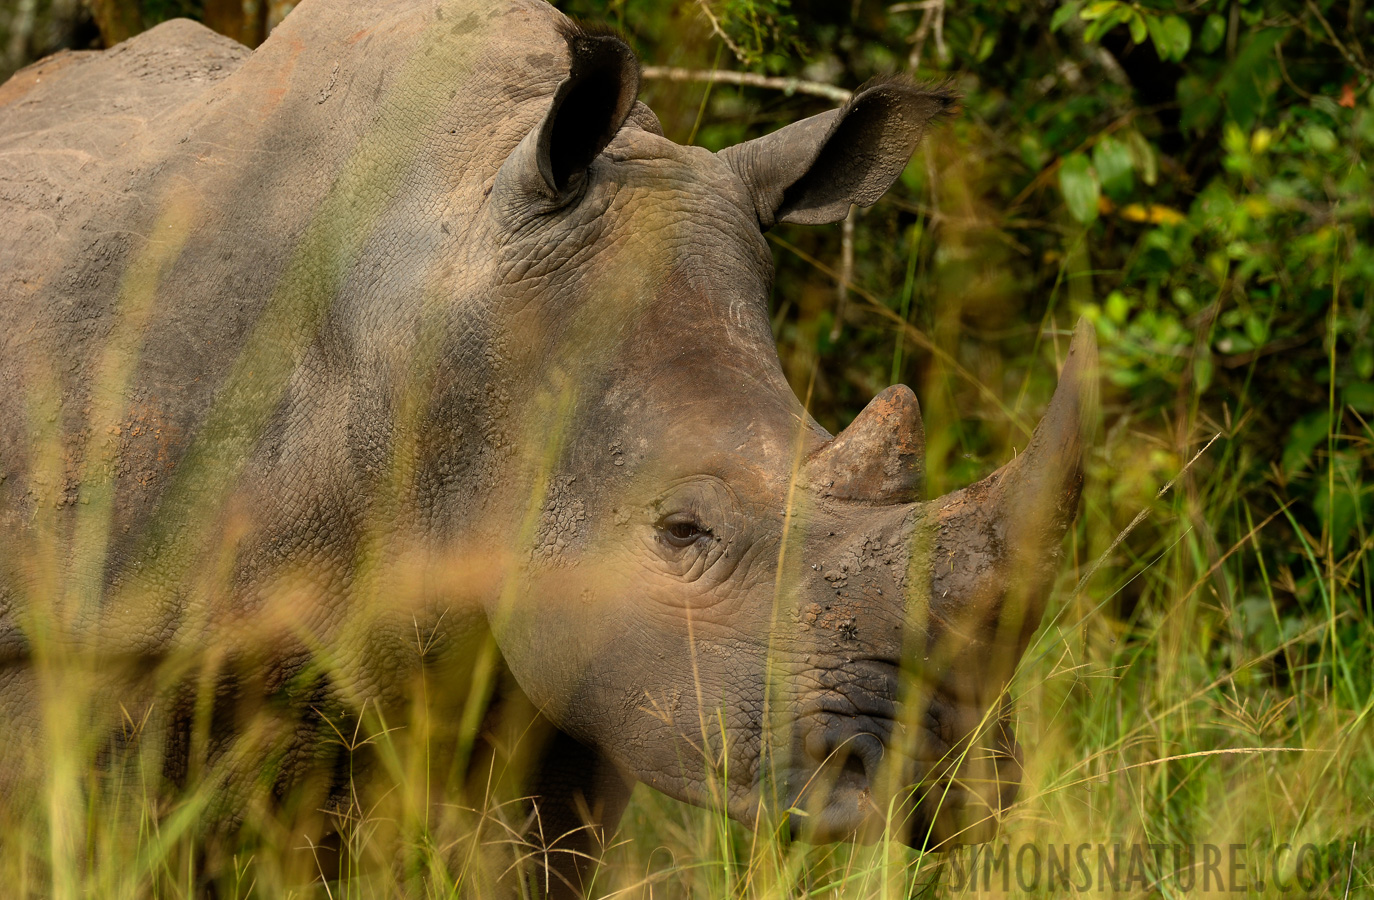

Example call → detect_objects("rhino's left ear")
720 80 956 228
496 23 640 203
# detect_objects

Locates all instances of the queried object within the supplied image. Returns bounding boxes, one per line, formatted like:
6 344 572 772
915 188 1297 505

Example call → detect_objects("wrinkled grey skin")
0 0 1096 895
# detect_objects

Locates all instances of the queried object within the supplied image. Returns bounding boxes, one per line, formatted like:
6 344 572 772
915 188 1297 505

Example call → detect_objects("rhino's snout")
796 658 899 793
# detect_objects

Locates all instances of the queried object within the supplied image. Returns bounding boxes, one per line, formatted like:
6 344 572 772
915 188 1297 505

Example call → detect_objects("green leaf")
1125 130 1158 186
1354 342 1374 381
1105 290 1131 324
1161 15 1191 60
1282 411 1333 477
975 33 997 62
1346 382 1374 413
1178 73 1221 135
1148 14 1192 61
1079 1 1120 21
1145 15 1169 59
1050 2 1081 32
1193 347 1213 393
1219 29 1285 129
1019 134 1048 171
1199 12 1226 54
1127 10 1148 45
1301 123 1337 154
1092 135 1135 199
1059 153 1101 224
1084 7 1129 43
1313 459 1363 557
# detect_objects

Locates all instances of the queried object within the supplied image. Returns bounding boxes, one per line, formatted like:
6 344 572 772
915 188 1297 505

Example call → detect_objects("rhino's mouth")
787 681 1018 847
788 747 1014 847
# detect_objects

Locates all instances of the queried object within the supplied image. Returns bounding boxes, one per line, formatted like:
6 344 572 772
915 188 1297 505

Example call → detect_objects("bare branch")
909 11 932 69
1306 0 1370 72
640 66 851 103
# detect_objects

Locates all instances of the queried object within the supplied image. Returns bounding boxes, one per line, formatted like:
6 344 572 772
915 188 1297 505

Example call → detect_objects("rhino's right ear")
495 24 640 203
720 80 956 228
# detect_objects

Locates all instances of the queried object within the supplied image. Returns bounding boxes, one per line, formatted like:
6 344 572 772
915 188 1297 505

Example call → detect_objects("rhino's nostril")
849 731 886 780
804 722 830 766
805 718 888 778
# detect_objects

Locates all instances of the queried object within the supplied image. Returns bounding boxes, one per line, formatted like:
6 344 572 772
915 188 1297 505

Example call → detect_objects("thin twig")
693 0 748 65
1306 0 1370 73
829 206 856 342
932 0 947 64
905 1 936 70
640 65 852 103
1274 39 1316 101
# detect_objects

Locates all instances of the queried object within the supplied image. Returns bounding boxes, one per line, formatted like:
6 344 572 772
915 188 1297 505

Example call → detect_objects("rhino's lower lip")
784 742 1008 847
792 783 1001 848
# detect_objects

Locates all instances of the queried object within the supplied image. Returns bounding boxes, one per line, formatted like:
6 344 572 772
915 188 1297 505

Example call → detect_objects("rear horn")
804 384 925 504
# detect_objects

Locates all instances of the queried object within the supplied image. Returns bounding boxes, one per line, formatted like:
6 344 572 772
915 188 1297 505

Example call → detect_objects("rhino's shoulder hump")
0 19 249 305
0 19 249 154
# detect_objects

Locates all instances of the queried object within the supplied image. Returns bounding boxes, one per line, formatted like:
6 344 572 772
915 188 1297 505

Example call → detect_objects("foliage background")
1 0 1371 896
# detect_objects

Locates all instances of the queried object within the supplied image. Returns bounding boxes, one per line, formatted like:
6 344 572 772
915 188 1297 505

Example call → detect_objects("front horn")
929 317 1099 657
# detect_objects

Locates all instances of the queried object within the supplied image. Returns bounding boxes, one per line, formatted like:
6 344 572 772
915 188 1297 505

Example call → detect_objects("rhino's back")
0 20 249 301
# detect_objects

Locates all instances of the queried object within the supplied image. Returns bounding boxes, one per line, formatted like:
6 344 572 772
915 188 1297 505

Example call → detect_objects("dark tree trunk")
82 0 141 46
203 0 268 47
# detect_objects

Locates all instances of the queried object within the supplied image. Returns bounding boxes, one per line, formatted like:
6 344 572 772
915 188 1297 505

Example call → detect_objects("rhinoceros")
0 0 1096 894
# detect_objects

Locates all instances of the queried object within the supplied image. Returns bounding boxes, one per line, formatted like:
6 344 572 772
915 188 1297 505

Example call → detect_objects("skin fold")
0 0 1097 895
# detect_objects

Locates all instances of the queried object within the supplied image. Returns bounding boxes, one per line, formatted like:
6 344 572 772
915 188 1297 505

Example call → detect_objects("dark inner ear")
777 89 923 223
543 64 626 192
538 27 640 195
719 80 955 228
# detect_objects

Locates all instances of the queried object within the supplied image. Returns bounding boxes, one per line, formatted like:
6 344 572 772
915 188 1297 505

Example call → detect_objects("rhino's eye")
660 516 710 548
